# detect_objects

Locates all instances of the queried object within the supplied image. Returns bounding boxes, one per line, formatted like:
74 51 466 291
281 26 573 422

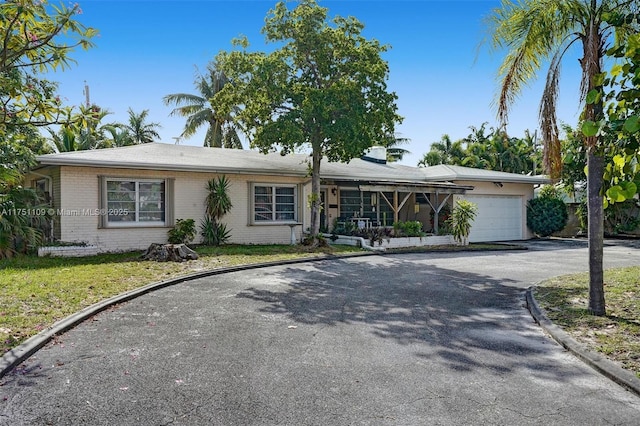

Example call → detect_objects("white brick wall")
55 166 310 252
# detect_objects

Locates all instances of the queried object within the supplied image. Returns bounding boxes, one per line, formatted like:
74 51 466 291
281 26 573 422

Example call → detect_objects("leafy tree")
164 63 242 148
213 0 401 238
122 108 161 144
0 0 97 135
595 19 640 206
486 0 638 316
559 124 588 197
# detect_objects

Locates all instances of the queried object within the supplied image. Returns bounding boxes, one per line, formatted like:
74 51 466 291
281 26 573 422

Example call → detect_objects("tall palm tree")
103 124 134 147
48 105 112 152
418 134 465 166
382 134 411 162
163 63 243 149
487 0 638 315
123 108 161 144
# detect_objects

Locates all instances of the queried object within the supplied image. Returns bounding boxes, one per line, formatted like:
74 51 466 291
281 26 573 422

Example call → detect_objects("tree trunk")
309 147 322 238
583 11 605 316
587 151 605 315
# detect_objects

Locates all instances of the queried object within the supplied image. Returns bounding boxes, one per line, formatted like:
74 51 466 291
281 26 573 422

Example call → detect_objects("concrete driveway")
1 239 640 425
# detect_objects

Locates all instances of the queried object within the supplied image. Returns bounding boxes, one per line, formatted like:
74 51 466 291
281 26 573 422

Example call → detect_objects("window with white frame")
252 184 297 223
101 178 170 226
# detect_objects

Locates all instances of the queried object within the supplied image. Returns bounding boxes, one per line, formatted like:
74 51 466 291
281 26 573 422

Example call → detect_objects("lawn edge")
525 286 640 397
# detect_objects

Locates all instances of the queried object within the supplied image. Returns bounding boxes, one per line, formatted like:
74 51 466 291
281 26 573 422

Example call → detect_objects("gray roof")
36 143 548 185
419 164 549 184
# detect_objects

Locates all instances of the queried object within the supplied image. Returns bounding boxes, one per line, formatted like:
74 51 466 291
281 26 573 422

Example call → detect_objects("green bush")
392 220 424 237
200 217 231 246
526 197 568 237
447 200 477 245
168 218 196 244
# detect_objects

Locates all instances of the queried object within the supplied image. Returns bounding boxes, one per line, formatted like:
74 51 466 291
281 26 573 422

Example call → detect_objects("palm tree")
487 0 638 315
103 124 134 147
48 105 113 152
123 108 161 144
418 134 465 166
382 134 411 162
164 63 243 149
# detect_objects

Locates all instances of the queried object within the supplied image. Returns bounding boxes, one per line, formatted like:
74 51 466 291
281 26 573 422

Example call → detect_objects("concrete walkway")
1 239 640 425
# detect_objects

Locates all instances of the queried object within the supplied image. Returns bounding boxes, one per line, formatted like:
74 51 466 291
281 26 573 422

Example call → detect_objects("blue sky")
50 0 585 166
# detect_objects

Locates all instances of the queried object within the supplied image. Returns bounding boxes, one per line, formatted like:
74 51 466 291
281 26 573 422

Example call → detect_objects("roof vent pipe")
361 146 387 164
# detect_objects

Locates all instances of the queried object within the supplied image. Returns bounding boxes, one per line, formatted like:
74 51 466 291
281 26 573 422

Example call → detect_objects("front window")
253 184 297 223
106 179 165 224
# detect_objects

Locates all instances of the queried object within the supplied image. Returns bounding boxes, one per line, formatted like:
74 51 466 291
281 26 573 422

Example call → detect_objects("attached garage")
463 195 523 242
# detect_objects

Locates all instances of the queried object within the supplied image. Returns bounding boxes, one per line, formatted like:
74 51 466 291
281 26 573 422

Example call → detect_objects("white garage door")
463 195 523 242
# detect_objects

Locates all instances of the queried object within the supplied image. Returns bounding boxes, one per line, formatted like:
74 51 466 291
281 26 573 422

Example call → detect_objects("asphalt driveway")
1 239 640 425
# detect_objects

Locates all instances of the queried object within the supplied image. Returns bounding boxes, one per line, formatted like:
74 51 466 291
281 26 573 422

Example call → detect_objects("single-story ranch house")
27 143 548 252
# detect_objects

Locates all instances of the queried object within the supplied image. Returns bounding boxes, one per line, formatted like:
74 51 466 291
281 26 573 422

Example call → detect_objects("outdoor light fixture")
331 187 337 195
493 182 504 188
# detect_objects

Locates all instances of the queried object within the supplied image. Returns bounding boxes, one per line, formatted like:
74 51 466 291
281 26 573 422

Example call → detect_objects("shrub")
447 200 477 245
202 175 233 246
168 218 196 244
392 220 424 237
526 197 568 237
200 217 231 246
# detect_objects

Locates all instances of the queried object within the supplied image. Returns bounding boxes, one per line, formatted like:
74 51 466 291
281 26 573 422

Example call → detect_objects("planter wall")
377 235 456 249
38 245 99 258
326 234 456 250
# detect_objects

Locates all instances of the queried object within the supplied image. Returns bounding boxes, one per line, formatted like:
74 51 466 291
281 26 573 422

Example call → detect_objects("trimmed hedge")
527 197 568 237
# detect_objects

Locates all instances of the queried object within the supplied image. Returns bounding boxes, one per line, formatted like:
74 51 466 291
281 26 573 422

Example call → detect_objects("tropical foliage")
447 200 477 246
164 63 242 148
527 186 568 237
167 218 197 245
0 0 97 136
212 0 401 239
419 123 542 175
201 175 233 246
121 108 161 145
381 134 411 163
486 0 639 316
47 106 161 152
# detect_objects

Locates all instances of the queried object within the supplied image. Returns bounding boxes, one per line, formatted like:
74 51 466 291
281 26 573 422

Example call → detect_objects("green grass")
0 244 361 355
534 266 640 377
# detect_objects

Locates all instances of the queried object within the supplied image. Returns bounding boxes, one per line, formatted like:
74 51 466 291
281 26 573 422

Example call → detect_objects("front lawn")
534 266 640 378
0 244 361 355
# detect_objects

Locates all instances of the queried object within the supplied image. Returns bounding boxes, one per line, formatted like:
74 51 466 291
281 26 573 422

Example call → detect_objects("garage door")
463 195 523 242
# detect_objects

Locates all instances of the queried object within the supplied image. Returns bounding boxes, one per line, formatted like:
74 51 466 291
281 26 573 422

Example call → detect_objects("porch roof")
357 181 473 194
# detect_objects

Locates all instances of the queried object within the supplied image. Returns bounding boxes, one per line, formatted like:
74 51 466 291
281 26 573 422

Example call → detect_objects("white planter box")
38 245 99 258
326 234 457 250
377 235 456 249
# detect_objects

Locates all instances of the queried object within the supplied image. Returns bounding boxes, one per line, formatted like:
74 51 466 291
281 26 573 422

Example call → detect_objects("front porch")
320 180 473 235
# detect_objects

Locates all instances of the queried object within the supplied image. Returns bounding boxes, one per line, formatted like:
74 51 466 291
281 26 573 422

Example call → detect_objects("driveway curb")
0 251 377 379
525 286 640 397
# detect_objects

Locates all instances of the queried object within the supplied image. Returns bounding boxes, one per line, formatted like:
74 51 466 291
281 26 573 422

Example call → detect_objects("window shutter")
98 176 107 229
165 178 175 226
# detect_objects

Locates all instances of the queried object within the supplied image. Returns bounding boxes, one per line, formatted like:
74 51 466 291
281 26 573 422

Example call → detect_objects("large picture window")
100 177 173 227
253 184 297 223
